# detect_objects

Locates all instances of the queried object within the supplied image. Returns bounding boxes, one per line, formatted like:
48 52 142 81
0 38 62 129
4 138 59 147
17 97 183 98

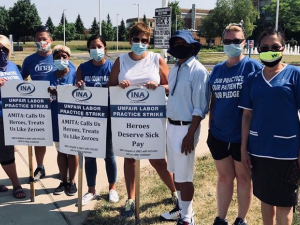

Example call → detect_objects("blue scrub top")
239 65 300 159
44 68 76 142
79 60 112 87
209 57 262 143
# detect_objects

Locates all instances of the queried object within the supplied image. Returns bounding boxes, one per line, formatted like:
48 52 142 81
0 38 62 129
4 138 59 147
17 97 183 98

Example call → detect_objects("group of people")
0 20 299 225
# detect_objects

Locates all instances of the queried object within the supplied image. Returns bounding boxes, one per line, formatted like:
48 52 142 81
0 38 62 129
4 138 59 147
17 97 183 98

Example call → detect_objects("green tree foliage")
0 7 9 36
90 17 99 35
169 1 185 35
8 0 42 42
118 19 127 41
59 12 68 26
199 0 259 39
263 0 300 33
54 23 76 42
45 16 55 35
75 14 85 34
143 14 147 25
104 14 114 41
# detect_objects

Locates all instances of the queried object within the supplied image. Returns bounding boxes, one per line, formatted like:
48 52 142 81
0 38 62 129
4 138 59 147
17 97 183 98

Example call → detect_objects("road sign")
154 7 172 49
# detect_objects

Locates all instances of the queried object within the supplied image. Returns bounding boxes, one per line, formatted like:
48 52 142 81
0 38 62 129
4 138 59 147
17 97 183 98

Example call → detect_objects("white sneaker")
109 189 119 203
81 192 96 206
160 204 181 221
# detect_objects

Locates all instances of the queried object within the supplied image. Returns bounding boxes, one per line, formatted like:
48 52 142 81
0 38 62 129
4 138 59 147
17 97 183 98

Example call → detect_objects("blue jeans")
85 116 117 187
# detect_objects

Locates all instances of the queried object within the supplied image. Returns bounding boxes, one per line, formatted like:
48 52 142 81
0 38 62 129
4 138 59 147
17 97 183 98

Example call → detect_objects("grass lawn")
84 155 300 225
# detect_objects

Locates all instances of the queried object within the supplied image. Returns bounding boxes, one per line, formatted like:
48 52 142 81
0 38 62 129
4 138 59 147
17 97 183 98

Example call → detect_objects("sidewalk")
0 118 209 225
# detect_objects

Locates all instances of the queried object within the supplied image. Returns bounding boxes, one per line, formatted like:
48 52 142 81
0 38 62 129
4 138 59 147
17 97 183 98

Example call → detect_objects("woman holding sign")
109 22 176 217
76 35 119 205
44 45 78 196
0 35 25 199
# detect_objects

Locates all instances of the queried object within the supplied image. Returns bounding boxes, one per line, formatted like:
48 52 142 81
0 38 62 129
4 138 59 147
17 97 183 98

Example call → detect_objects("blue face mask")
131 43 147 55
54 59 69 71
90 48 105 61
224 44 243 57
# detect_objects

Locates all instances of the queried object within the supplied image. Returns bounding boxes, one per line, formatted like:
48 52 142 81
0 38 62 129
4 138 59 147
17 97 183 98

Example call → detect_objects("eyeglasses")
0 46 8 53
34 26 50 34
259 45 283 52
223 39 245 45
132 37 149 44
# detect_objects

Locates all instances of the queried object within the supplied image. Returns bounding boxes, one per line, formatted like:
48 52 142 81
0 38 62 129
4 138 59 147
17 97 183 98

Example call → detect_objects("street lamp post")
161 0 168 61
117 14 120 51
99 0 102 35
133 3 139 22
275 0 279 31
63 9 67 46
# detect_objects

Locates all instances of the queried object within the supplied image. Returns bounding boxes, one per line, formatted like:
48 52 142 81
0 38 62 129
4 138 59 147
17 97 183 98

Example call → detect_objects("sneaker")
177 217 195 225
213 217 229 225
121 199 135 217
33 167 45 181
67 182 78 196
54 182 68 195
109 189 119 203
160 204 181 221
80 192 96 206
233 218 247 225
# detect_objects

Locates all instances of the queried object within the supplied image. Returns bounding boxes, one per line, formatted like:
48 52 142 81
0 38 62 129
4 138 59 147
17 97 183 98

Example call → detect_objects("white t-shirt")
118 51 160 86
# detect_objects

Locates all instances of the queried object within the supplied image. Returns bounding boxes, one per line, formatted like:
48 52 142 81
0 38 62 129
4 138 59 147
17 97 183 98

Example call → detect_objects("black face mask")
261 57 282 68
168 45 193 59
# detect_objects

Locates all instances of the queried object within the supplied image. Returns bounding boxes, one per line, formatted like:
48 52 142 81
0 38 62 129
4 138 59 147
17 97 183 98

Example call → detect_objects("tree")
143 14 147 25
45 16 55 35
75 14 85 34
105 14 114 41
198 0 259 39
0 7 9 36
118 19 127 41
8 0 42 42
59 12 68 26
263 0 300 35
90 17 99 35
169 1 185 35
54 23 76 41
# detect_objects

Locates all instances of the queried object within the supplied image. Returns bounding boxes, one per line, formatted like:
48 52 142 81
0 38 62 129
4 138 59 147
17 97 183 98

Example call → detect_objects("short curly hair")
128 21 151 41
53 45 71 58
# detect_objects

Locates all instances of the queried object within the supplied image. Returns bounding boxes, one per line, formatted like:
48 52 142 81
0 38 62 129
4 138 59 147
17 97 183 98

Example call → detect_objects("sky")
1 0 217 27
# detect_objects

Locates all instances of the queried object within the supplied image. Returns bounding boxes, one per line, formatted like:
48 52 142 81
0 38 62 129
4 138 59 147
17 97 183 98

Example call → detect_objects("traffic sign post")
154 7 172 49
248 40 254 58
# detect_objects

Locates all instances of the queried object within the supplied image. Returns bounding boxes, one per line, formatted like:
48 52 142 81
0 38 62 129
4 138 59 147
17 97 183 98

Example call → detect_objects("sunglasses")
0 46 8 53
132 37 149 44
259 45 283 52
223 39 245 45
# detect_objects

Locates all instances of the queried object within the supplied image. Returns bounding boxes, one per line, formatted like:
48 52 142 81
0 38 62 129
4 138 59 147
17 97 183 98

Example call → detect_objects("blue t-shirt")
79 60 112 87
21 52 76 81
209 57 262 143
239 65 300 159
44 67 76 142
0 61 23 117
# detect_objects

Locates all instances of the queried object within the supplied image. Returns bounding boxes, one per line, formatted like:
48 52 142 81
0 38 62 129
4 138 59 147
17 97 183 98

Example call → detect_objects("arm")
181 69 210 155
241 109 253 172
21 58 30 81
181 115 202 155
75 67 84 88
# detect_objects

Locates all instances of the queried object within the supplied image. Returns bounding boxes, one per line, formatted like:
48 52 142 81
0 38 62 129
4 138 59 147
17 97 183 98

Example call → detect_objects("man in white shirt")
160 30 210 225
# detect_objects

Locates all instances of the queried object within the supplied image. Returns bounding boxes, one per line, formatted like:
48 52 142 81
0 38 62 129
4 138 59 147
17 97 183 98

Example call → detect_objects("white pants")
166 122 200 183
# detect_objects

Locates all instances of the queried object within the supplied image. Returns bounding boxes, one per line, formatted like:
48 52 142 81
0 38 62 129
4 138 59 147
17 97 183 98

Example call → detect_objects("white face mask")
54 59 69 71
36 41 51 52
90 48 105 61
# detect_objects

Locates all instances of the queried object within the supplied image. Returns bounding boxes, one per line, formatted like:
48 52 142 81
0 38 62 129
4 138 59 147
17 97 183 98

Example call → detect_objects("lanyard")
171 64 181 96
